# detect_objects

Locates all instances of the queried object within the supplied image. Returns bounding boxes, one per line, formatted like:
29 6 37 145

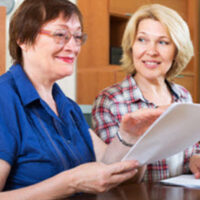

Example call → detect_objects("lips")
56 56 75 64
142 60 161 68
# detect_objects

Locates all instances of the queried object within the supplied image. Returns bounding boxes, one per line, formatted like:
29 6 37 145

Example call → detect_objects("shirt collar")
9 64 40 106
166 80 188 101
121 75 147 103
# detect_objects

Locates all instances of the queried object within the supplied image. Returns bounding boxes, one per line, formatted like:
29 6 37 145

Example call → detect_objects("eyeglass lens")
52 29 87 46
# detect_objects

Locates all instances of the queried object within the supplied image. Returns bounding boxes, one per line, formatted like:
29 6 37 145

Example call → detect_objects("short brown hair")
121 4 194 80
9 0 83 65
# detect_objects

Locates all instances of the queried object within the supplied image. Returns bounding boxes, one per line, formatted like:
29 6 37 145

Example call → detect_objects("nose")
146 42 158 56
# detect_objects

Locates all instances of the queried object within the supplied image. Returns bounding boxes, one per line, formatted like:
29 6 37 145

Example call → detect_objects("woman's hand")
189 154 200 178
119 107 166 144
0 160 138 199
71 160 139 193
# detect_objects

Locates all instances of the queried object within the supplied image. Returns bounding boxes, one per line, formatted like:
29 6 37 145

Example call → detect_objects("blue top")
0 64 95 190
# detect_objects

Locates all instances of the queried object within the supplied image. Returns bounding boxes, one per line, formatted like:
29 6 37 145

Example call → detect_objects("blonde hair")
121 4 194 80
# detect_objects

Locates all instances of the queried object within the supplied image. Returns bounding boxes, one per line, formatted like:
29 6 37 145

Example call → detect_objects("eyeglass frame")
39 28 87 46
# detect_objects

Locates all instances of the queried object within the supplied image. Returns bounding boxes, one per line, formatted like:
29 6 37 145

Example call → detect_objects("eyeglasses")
39 29 87 46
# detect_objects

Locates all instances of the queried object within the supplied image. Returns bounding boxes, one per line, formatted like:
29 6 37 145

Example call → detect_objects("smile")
143 60 161 68
56 56 75 64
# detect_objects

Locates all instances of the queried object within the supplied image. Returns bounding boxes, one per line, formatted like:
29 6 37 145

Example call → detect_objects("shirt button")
67 140 71 144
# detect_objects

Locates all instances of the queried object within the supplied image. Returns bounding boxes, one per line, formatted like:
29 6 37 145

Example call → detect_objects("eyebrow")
54 24 82 30
137 32 170 39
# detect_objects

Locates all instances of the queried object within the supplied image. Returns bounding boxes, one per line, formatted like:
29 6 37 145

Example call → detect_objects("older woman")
92 4 200 182
0 0 165 199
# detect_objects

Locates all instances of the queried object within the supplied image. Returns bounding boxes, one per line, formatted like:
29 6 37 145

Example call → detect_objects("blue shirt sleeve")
0 125 18 165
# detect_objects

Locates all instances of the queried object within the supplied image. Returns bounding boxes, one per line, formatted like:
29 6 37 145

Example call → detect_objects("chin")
62 65 74 75
63 69 74 77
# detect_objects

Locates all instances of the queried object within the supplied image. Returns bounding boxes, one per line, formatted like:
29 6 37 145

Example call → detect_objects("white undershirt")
166 151 184 177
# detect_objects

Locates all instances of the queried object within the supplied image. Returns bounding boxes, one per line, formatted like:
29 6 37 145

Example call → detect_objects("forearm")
90 129 146 182
0 170 78 200
89 129 130 163
102 136 131 164
102 138 146 182
90 128 136 163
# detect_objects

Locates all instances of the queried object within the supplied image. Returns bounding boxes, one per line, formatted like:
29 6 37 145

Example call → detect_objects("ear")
17 40 29 52
19 43 28 52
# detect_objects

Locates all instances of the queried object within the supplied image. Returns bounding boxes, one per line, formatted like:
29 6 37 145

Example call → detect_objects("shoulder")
94 75 136 104
67 97 83 113
0 70 14 88
0 72 20 151
0 71 17 103
0 71 25 127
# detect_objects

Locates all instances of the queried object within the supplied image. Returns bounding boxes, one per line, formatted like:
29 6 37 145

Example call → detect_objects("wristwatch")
0 0 15 15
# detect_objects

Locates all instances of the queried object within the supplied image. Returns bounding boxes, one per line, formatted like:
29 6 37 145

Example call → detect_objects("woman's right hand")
70 160 139 193
119 106 167 144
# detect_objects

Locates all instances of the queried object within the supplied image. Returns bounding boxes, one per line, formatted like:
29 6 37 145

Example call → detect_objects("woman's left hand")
189 154 200 178
119 107 166 144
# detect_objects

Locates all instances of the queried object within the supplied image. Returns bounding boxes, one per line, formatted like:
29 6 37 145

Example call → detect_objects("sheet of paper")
161 175 200 188
122 103 200 165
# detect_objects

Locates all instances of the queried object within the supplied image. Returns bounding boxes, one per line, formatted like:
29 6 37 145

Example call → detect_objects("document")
122 103 200 165
161 175 200 188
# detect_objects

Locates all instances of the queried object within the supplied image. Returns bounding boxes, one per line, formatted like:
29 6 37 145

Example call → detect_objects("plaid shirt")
92 75 200 182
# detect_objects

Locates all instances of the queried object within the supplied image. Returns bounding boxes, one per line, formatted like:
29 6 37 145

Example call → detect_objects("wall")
199 1 200 102
6 0 77 100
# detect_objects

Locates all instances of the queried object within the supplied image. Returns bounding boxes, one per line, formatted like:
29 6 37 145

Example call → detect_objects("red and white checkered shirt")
92 75 200 182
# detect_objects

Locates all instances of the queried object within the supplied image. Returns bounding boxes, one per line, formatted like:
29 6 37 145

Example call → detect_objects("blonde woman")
92 4 200 182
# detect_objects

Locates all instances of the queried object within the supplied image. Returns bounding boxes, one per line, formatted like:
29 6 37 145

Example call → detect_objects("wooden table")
68 182 200 200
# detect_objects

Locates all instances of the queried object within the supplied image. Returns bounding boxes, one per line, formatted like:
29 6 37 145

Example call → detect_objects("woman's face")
132 18 176 81
21 14 82 82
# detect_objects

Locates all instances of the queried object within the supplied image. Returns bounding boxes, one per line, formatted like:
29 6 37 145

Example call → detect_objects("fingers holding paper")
71 160 139 193
189 154 200 179
119 106 166 144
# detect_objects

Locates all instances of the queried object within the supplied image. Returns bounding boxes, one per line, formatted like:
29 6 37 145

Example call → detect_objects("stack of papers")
161 175 200 188
122 103 200 165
